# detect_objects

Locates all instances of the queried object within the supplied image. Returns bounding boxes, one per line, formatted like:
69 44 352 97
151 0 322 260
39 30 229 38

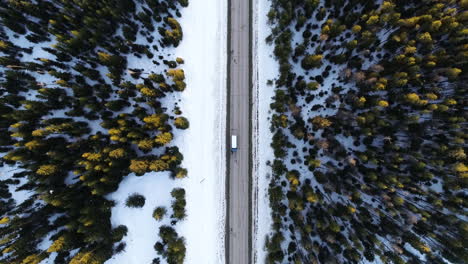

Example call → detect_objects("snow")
404 243 427 262
20 40 55 63
252 0 277 262
37 226 64 251
174 0 227 262
39 253 58 264
0 164 33 205
106 172 177 264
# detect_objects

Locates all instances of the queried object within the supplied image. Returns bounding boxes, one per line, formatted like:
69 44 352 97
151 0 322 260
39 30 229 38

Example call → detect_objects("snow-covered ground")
105 173 177 263
0 164 32 205
107 0 227 263
175 0 227 262
252 0 277 262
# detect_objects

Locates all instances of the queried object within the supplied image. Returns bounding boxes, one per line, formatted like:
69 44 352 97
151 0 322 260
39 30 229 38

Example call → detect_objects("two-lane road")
227 0 251 263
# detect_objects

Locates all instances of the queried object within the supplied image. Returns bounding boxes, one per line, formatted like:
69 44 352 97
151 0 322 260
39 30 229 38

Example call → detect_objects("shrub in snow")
155 225 186 264
170 188 186 220
115 242 126 254
153 206 167 221
173 168 188 179
112 225 128 242
125 193 145 208
174 117 189 129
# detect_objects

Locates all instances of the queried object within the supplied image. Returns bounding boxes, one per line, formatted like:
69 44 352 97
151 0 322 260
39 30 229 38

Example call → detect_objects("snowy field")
106 173 178 263
0 164 32 205
106 0 227 263
252 0 276 262
175 0 227 262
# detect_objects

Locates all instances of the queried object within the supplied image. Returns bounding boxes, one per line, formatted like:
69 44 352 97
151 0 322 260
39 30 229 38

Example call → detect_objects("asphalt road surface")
227 0 250 263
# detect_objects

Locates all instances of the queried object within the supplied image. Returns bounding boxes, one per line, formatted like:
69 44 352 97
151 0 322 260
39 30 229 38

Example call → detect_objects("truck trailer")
231 135 237 152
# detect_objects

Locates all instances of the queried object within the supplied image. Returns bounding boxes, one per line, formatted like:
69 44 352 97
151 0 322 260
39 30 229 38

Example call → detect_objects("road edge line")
225 0 232 262
248 0 254 263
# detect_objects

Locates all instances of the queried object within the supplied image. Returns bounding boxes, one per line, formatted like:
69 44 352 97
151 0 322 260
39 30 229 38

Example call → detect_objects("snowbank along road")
252 0 276 262
227 0 251 263
175 0 227 262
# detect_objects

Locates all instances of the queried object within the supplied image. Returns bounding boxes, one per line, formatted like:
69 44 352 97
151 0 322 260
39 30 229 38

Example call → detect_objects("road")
227 0 251 263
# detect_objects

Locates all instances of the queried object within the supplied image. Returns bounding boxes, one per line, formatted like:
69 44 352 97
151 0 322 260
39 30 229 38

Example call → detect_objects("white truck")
231 135 237 152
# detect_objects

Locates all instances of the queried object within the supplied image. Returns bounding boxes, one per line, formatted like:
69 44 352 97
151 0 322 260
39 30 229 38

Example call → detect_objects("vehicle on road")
231 135 237 152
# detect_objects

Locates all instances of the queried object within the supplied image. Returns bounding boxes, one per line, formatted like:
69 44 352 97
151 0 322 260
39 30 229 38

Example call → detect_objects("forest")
265 0 467 263
0 0 189 263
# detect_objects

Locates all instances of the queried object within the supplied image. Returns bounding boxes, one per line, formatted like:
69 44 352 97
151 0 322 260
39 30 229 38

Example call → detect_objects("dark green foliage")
0 0 189 263
125 193 146 208
112 225 128 242
153 206 167 221
265 0 467 263
170 188 186 220
154 225 186 264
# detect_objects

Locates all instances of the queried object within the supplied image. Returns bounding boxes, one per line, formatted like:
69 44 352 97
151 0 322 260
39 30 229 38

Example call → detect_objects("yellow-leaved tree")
174 117 189 129
155 132 173 145
109 148 126 159
167 69 186 91
149 159 169 172
311 116 332 128
47 235 67 252
36 165 58 176
138 138 155 151
21 254 45 264
129 160 149 175
305 190 318 203
143 114 167 129
69 251 103 264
